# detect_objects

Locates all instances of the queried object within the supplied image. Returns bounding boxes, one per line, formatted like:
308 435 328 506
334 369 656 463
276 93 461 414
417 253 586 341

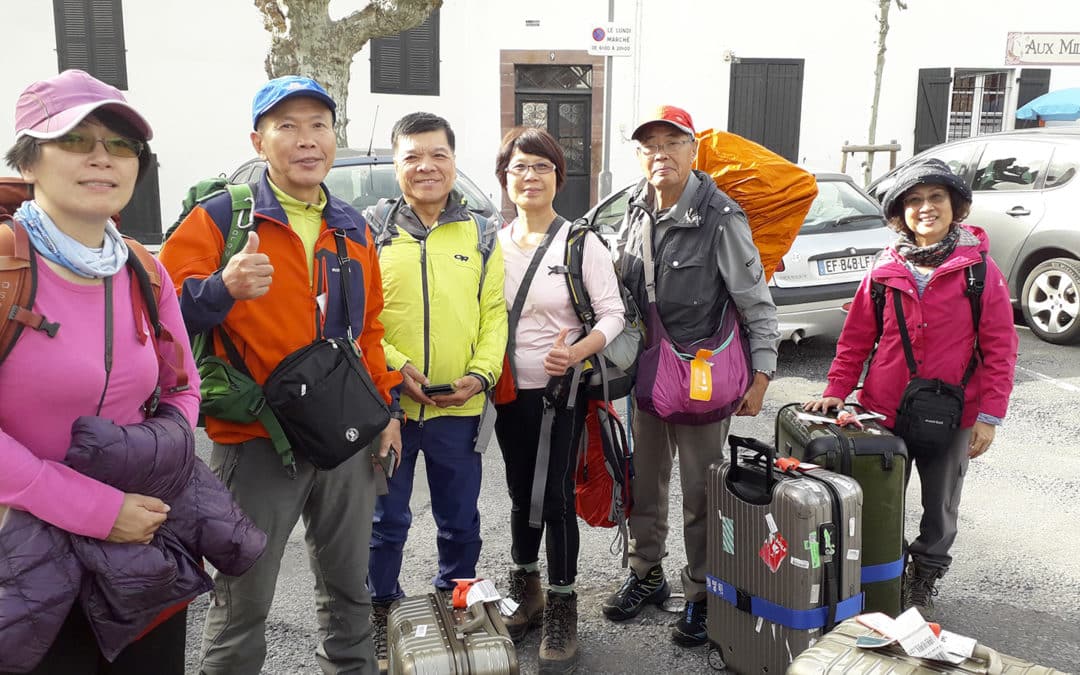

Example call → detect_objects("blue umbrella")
1016 87 1080 122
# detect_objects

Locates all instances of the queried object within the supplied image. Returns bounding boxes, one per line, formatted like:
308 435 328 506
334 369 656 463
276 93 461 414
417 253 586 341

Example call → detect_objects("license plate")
817 254 874 276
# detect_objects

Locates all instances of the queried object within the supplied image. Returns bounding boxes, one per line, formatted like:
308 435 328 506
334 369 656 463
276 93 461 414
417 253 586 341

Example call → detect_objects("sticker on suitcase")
759 532 789 572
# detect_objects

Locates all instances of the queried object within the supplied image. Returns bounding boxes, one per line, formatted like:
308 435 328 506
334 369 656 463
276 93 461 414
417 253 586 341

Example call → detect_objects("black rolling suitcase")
776 402 908 616
706 435 864 673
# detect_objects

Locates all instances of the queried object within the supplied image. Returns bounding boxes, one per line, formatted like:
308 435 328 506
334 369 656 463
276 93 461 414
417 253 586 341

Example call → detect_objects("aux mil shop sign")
1007 32 1080 65
589 23 634 57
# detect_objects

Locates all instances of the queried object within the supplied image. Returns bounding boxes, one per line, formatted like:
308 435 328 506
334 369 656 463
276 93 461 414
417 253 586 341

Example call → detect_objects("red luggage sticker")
759 533 789 573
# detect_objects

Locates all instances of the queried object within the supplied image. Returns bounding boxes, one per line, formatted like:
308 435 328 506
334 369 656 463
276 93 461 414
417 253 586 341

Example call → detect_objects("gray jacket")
617 170 779 372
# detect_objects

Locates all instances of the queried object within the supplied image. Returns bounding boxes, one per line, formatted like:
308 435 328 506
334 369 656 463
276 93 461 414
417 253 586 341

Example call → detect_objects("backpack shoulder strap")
218 182 256 268
563 218 596 328
961 251 988 383
123 237 190 396
0 219 59 365
472 211 497 297
365 198 399 255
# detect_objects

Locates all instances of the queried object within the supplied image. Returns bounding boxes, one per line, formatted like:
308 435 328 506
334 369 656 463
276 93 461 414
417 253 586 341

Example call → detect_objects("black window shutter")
53 0 128 90
1015 68 1051 129
914 67 952 154
119 152 162 245
371 10 439 96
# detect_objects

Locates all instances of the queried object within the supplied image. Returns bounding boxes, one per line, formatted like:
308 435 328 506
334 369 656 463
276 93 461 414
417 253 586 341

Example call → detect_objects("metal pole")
598 0 614 199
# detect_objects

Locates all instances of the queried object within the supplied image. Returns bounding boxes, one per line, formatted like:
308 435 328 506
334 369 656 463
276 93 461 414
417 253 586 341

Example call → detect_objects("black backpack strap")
961 252 987 386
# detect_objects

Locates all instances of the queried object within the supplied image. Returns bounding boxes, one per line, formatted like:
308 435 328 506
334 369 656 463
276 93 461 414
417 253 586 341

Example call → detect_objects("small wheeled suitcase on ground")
387 594 519 675
707 435 864 674
776 402 909 616
786 616 1068 674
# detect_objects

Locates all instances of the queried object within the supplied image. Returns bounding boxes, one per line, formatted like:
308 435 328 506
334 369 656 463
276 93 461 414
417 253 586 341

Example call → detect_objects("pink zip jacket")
822 225 1018 429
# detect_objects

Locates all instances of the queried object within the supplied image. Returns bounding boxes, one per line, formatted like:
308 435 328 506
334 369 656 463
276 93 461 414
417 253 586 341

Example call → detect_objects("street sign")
589 23 633 57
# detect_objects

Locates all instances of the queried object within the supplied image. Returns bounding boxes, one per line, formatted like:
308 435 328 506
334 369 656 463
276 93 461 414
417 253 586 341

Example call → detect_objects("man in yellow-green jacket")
365 112 507 666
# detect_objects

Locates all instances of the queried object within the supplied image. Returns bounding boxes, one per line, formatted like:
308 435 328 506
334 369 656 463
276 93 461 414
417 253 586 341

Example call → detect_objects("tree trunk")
255 0 443 147
867 0 907 186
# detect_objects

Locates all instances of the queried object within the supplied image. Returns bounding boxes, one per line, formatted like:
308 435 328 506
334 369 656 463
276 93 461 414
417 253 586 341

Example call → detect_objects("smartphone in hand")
421 383 455 397
377 446 398 479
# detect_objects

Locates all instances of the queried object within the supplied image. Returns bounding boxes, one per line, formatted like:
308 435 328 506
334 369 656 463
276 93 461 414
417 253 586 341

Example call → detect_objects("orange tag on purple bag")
690 349 713 401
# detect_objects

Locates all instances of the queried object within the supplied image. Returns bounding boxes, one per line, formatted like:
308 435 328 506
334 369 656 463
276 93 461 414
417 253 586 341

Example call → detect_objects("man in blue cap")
160 75 404 675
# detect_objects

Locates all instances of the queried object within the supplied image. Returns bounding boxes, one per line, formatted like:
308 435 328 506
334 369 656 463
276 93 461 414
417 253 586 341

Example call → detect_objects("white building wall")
3 0 1079 231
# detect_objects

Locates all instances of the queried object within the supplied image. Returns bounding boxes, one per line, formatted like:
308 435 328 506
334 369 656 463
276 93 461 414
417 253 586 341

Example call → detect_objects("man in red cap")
601 105 779 647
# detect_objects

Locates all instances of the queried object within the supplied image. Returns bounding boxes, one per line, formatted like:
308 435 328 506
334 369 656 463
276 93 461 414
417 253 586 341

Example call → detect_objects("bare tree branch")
332 0 442 54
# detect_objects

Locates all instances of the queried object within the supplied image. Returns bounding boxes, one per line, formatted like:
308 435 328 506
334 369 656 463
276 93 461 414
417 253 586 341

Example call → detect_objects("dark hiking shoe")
671 599 708 647
539 591 578 674
903 563 943 618
372 599 392 674
503 568 545 642
601 565 670 621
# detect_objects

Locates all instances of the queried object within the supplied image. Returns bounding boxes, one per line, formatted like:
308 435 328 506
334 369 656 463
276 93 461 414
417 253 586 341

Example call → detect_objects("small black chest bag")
883 253 985 455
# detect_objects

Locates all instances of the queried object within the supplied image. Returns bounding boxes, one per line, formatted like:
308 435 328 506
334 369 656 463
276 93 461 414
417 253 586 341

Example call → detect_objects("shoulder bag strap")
504 215 566 382
960 253 986 387
890 287 919 378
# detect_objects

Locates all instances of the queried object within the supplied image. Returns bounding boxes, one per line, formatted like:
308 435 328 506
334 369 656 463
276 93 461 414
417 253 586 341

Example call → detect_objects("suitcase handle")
456 602 493 634
727 434 777 494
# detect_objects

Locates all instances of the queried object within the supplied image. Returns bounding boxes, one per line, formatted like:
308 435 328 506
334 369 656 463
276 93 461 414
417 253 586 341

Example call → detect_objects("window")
1046 144 1080 190
53 0 128 89
948 71 1009 141
971 141 1053 192
370 9 439 96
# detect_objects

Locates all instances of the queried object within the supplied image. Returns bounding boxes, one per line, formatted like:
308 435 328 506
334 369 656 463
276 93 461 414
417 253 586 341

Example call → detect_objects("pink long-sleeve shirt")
0 256 200 540
500 219 626 389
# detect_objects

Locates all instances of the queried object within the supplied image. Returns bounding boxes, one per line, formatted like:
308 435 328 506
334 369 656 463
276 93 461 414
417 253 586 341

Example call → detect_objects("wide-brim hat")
882 157 972 220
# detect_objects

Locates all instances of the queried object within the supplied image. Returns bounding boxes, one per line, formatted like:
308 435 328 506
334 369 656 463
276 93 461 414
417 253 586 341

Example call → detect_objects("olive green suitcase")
776 402 908 616
786 617 1068 674
387 594 518 675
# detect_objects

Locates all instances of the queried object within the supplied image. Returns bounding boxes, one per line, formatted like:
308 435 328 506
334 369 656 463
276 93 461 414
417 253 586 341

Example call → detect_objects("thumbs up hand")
543 328 579 377
222 230 274 300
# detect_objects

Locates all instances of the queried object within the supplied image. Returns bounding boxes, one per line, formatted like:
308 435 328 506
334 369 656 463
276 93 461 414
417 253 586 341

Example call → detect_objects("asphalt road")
184 325 1080 673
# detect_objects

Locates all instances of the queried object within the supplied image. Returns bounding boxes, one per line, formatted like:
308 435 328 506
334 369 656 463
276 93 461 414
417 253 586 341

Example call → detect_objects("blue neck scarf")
12 201 128 279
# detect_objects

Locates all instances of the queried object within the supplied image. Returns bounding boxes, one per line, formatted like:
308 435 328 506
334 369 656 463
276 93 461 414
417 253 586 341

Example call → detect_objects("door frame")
499 50 605 221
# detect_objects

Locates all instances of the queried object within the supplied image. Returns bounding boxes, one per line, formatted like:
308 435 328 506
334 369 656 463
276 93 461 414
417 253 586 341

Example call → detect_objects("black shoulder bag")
262 230 391 471
891 256 985 455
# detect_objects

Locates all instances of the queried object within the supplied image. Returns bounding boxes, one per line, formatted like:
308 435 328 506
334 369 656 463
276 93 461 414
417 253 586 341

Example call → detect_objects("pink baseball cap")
631 105 696 140
14 69 153 141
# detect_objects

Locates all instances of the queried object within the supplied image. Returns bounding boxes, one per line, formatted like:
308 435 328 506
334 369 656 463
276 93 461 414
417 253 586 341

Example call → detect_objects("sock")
515 561 540 573
549 583 575 595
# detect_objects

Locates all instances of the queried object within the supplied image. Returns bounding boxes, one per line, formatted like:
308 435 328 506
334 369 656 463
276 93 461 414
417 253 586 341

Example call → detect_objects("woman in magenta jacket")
805 158 1018 618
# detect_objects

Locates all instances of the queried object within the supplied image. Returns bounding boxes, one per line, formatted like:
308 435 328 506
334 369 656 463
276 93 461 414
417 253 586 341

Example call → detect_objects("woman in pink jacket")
805 158 1018 618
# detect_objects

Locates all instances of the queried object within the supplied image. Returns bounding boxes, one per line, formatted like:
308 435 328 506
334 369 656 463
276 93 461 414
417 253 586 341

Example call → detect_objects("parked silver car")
582 172 895 343
869 128 1080 344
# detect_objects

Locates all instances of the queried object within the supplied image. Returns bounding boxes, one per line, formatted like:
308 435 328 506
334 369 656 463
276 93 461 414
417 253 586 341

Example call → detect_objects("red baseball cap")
631 105 696 140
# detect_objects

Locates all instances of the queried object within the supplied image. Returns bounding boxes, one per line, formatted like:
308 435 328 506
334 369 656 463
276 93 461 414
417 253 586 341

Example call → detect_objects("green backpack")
169 180 295 471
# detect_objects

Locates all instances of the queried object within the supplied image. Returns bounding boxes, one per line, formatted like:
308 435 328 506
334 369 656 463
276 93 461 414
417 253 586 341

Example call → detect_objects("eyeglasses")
902 192 950 209
40 132 145 159
635 139 694 157
506 161 556 176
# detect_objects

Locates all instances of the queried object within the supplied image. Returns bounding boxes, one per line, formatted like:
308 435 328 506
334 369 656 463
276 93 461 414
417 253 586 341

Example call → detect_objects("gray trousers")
627 402 730 603
905 427 972 572
200 437 377 675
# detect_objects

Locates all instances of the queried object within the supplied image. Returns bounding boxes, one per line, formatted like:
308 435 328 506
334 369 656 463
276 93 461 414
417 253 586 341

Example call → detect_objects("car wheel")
1021 257 1080 345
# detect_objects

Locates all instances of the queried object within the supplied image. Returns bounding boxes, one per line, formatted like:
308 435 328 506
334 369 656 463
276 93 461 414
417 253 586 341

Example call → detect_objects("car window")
801 180 884 233
325 163 496 219
971 141 1053 192
592 188 631 233
1045 143 1080 190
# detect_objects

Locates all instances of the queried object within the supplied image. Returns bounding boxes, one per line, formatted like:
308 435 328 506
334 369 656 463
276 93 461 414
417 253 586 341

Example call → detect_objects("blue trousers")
368 415 482 602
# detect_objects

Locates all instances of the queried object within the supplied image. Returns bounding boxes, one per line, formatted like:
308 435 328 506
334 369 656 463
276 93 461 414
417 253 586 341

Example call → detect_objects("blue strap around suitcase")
706 575 864 631
861 557 905 584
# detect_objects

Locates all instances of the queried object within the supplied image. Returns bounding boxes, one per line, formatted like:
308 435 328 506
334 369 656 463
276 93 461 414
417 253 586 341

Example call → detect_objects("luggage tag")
689 349 713 401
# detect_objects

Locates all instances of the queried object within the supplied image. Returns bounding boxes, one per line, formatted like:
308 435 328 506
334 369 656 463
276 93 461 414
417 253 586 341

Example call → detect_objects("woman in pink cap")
0 70 204 674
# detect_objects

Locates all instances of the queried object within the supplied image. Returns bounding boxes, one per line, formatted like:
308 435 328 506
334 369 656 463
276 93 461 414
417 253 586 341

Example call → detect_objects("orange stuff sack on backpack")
693 130 817 281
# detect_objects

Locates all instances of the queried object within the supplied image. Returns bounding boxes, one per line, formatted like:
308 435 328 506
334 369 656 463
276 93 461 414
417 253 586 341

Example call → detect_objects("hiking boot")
601 564 670 621
902 562 943 618
539 591 578 674
671 599 708 647
372 599 392 674
503 568 545 642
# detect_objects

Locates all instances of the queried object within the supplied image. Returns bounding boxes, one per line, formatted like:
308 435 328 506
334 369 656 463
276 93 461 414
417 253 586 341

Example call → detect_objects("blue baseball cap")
251 76 336 129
